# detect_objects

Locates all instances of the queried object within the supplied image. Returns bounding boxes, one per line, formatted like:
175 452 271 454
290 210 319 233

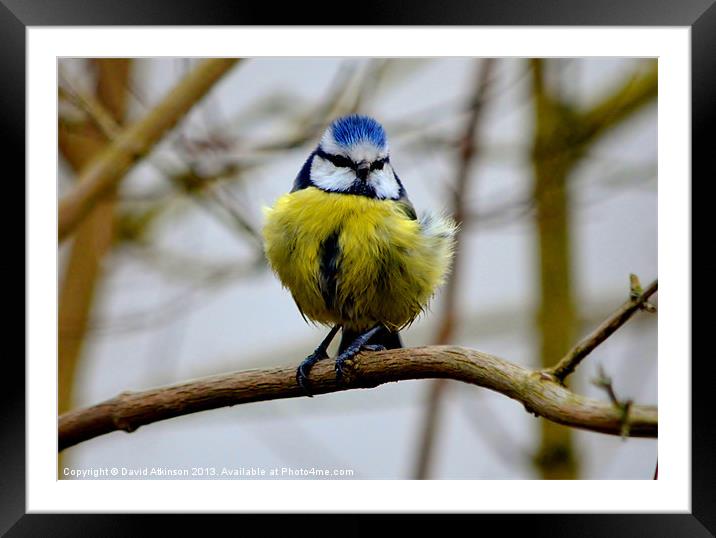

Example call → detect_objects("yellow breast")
263 187 453 331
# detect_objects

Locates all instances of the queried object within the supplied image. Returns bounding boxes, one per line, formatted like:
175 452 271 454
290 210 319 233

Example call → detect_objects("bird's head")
307 114 404 200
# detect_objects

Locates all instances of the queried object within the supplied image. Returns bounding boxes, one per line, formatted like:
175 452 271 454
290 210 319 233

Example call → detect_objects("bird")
262 114 456 395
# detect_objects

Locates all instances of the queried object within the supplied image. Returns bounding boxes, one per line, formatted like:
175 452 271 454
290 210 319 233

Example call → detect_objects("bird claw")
334 357 353 384
296 366 313 397
299 326 388 390
296 349 329 397
335 342 386 383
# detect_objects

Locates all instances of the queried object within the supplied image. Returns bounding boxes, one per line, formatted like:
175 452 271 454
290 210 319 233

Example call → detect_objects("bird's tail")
418 211 458 255
338 326 403 354
416 209 459 291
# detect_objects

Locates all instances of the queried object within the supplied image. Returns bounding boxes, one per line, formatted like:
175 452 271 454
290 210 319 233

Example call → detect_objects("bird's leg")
335 324 384 383
296 325 341 396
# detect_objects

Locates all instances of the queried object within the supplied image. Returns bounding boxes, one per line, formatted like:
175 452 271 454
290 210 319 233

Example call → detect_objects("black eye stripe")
315 149 389 172
370 159 387 171
332 155 354 168
326 156 347 167
315 149 352 169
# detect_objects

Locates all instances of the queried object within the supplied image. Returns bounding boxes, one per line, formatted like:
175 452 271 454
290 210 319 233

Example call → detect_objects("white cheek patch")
310 154 401 199
310 156 355 191
368 164 401 200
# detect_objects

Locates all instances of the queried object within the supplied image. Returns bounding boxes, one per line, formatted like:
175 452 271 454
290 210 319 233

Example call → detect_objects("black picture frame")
5 0 710 535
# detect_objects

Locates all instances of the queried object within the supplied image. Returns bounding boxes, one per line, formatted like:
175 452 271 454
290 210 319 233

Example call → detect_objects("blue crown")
330 114 387 149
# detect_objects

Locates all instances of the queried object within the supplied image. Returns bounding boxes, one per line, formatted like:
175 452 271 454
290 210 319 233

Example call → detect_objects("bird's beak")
357 162 370 181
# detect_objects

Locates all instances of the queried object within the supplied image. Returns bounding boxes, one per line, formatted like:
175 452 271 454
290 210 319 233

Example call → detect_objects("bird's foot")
334 344 384 384
296 349 329 397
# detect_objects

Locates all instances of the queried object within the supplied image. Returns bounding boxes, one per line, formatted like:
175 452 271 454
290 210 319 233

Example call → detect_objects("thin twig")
58 58 240 242
64 61 261 245
58 84 121 140
58 344 657 452
593 365 633 438
546 278 658 383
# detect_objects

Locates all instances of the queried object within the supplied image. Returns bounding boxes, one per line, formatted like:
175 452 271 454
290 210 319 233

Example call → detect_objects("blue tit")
263 114 456 394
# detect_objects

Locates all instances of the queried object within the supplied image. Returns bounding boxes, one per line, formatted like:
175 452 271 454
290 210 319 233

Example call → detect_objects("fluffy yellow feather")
263 186 456 333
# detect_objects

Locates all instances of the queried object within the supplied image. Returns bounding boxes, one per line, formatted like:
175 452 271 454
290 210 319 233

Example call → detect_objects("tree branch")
531 57 581 479
58 58 240 242
58 344 657 452
58 59 132 415
576 61 657 145
546 278 658 383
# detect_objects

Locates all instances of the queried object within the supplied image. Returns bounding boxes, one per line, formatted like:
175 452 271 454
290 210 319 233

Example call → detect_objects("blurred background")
58 57 657 479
